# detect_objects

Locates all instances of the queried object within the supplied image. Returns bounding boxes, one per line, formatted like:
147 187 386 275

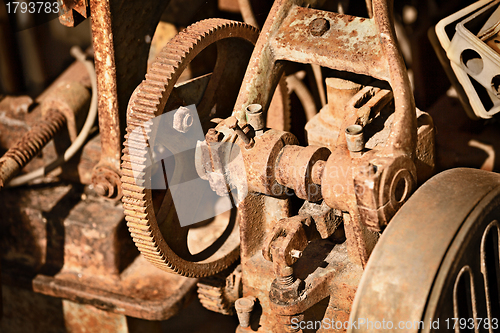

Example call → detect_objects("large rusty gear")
121 19 289 278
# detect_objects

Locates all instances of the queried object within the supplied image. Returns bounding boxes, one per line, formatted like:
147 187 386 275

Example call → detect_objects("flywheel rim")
349 168 500 332
423 185 500 332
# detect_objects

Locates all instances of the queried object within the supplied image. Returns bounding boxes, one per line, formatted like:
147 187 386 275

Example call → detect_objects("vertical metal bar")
88 0 122 176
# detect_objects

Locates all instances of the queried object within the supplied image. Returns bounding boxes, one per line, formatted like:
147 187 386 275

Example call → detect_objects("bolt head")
309 18 330 37
235 297 255 312
206 128 223 143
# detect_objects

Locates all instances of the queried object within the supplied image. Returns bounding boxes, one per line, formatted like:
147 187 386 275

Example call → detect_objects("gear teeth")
143 79 168 89
125 215 149 225
197 272 238 315
136 92 161 103
122 147 149 160
121 161 145 171
145 73 171 84
130 232 154 241
122 18 259 278
126 118 150 127
123 140 148 150
155 58 180 67
121 170 145 181
121 155 147 166
124 210 148 221
150 63 177 75
122 201 146 211
122 175 144 186
123 204 146 214
122 182 146 193
122 146 147 158
130 105 157 117
122 189 145 200
139 85 164 95
121 167 144 177
132 237 158 247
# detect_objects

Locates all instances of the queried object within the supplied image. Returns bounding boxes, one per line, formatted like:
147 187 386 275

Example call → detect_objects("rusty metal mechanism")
121 0 437 331
1 0 500 332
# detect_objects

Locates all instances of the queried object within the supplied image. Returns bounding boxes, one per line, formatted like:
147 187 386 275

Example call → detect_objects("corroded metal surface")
41 81 90 142
62 300 164 333
272 7 389 81
0 180 197 321
0 74 92 190
0 61 93 182
192 0 433 331
33 256 197 321
0 184 76 280
0 0 449 331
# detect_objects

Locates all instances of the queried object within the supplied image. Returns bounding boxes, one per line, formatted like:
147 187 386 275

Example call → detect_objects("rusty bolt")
235 296 256 328
173 106 194 133
270 277 303 302
309 18 330 37
93 177 117 198
226 116 254 149
206 128 223 143
225 116 239 130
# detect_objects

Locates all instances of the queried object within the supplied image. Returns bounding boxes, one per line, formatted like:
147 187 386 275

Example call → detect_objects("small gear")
197 265 242 315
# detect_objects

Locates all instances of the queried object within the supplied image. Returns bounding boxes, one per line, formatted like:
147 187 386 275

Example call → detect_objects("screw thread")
5 109 66 166
277 274 295 286
0 109 66 186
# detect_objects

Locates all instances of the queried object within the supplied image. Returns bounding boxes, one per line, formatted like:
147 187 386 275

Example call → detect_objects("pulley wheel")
350 168 500 332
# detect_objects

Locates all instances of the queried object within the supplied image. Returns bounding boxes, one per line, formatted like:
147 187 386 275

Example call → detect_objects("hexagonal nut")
269 278 304 304
173 106 194 133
